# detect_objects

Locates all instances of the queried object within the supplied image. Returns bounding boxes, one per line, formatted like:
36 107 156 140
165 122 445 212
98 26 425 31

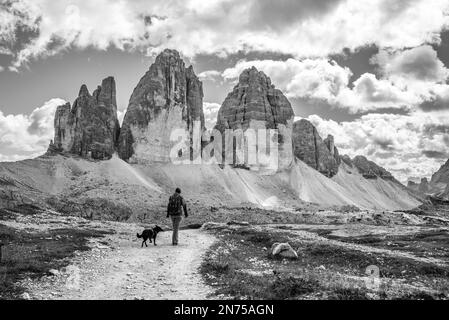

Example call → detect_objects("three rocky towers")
49 49 371 179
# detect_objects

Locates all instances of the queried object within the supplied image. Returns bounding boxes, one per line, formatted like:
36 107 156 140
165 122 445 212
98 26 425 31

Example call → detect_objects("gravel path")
22 228 217 300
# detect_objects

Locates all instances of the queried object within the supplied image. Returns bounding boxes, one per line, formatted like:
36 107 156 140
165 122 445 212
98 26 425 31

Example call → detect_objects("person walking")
166 188 188 245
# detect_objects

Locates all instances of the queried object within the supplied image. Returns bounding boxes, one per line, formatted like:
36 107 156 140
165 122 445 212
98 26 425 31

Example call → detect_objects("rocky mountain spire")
292 119 340 177
215 67 294 131
50 77 120 160
214 67 295 170
418 177 430 193
118 49 204 163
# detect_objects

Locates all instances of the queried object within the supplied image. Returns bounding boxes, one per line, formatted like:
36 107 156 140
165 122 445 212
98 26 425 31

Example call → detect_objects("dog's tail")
136 233 142 239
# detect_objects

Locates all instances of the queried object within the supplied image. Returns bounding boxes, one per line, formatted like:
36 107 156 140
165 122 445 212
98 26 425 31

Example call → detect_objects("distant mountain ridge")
409 159 449 199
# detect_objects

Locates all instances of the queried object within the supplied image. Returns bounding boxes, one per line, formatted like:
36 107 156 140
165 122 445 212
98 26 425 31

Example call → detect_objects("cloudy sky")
1 0 449 183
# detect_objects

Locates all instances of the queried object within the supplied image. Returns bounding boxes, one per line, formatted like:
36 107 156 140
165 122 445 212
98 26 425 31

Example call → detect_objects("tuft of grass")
0 224 114 299
269 275 319 299
327 287 369 300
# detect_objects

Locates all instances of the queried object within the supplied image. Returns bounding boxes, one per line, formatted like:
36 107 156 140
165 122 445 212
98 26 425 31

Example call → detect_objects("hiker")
166 188 188 245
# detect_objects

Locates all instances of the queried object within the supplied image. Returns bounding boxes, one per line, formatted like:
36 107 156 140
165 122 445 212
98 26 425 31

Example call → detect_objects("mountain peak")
155 48 182 64
51 77 120 160
78 84 90 97
118 49 204 163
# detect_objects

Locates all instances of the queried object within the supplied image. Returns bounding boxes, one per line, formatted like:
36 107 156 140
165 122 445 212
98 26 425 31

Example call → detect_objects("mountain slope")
1 154 420 219
278 160 419 210
332 162 420 210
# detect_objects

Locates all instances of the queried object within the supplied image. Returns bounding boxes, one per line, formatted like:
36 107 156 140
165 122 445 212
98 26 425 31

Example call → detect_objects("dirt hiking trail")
21 228 217 300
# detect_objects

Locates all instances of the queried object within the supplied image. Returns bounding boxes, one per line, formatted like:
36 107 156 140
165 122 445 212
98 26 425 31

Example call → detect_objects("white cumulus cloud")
203 102 221 130
222 58 424 113
198 70 222 82
306 111 449 183
2 0 449 70
0 98 65 161
373 45 449 82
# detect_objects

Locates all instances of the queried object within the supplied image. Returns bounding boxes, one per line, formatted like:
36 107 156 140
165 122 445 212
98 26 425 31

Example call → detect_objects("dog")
136 226 164 247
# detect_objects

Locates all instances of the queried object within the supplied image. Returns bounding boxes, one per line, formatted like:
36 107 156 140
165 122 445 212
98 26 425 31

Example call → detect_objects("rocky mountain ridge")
49 77 120 160
44 49 404 189
408 159 449 199
292 119 340 178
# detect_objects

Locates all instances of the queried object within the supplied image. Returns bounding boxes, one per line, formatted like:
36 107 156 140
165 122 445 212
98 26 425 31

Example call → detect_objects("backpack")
168 194 183 215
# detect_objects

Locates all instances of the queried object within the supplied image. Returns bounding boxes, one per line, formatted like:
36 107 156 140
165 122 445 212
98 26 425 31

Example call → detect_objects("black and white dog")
136 226 164 247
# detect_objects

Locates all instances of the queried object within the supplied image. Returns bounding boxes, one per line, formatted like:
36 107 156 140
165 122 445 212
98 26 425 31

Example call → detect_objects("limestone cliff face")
53 102 73 152
51 77 120 160
118 49 204 163
215 67 294 131
214 67 295 170
292 119 340 177
324 135 341 167
408 177 431 195
431 159 449 186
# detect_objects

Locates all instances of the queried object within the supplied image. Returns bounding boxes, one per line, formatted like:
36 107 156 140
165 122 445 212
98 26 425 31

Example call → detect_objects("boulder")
51 77 120 160
48 269 60 276
270 242 298 259
214 67 295 170
21 292 31 300
118 49 205 163
292 119 340 177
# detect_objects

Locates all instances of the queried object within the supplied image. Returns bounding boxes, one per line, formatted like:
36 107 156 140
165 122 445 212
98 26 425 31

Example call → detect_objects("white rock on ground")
270 243 298 259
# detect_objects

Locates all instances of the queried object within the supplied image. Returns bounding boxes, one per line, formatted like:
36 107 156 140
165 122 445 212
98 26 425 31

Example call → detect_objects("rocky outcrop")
324 135 341 166
407 180 418 190
52 103 73 152
414 158 449 198
340 155 353 167
292 119 340 177
50 77 120 160
407 178 431 194
215 67 294 132
351 155 394 180
431 159 449 186
214 67 295 170
418 178 430 193
118 49 204 163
